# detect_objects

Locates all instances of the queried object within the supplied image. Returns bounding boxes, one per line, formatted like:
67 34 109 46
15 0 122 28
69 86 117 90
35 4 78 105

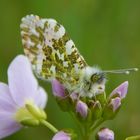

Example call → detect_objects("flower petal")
52 79 65 98
0 82 16 112
0 111 21 139
110 81 128 99
34 87 47 109
52 131 71 140
8 55 38 107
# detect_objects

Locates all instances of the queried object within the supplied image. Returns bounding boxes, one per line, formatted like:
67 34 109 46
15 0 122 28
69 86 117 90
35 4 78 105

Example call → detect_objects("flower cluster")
52 79 128 120
0 54 138 140
52 79 129 139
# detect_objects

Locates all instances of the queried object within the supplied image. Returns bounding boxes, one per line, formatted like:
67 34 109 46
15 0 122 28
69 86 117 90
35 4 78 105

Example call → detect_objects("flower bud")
52 131 71 140
102 97 121 120
96 128 114 140
109 97 121 112
52 79 66 98
103 81 128 120
76 100 88 119
110 81 128 99
51 79 72 111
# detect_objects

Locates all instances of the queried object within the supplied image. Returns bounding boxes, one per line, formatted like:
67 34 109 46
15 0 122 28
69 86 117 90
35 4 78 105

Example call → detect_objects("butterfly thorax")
63 66 106 98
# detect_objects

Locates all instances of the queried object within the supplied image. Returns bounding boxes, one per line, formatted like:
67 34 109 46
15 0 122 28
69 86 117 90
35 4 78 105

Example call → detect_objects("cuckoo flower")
0 55 47 139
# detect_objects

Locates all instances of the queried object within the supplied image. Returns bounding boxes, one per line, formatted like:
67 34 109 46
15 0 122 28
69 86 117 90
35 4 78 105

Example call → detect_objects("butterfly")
20 15 138 98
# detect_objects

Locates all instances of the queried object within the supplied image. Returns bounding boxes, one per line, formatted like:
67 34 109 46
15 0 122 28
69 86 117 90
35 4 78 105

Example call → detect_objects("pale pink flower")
0 55 47 139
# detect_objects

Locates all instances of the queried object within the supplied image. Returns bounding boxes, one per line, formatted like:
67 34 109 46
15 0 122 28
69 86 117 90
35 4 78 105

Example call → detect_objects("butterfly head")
81 66 106 98
80 66 138 98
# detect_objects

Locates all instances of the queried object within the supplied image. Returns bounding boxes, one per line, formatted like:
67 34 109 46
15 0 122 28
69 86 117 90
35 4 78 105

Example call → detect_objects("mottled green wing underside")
20 15 87 85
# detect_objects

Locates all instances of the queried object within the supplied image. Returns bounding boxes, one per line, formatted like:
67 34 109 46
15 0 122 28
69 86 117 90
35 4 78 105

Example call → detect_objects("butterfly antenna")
103 68 138 75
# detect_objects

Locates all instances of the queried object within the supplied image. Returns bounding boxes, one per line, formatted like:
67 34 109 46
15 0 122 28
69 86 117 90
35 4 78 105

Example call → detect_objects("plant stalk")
41 120 58 133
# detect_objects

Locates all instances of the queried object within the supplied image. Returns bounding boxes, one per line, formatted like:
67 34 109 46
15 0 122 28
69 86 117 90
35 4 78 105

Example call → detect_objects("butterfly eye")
91 74 99 83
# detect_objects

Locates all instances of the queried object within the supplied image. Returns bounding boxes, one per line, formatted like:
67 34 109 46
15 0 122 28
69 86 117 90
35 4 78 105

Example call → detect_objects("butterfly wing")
20 15 87 87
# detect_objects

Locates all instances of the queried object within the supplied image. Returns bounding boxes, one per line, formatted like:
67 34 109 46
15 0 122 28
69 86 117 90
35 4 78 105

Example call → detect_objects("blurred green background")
0 0 140 139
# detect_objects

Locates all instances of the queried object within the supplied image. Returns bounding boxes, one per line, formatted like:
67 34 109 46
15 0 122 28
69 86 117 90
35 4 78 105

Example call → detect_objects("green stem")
83 123 91 140
81 119 104 140
41 120 58 133
69 112 85 138
90 118 104 131
83 133 90 140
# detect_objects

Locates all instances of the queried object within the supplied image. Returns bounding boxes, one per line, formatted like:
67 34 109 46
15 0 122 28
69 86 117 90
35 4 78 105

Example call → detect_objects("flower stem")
90 118 104 131
81 119 104 140
69 112 85 137
40 120 58 133
83 123 91 140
